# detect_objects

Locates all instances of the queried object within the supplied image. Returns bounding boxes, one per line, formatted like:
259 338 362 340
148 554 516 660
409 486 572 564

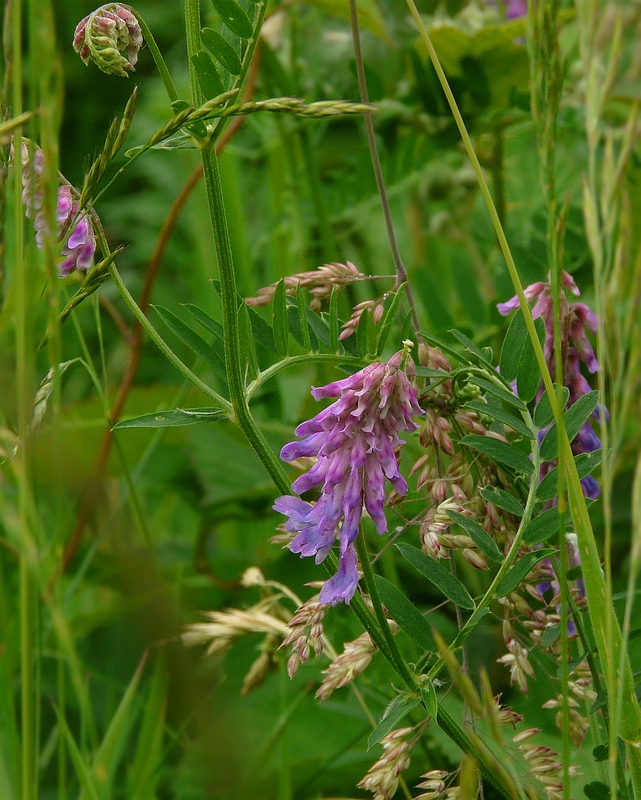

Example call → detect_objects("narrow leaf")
238 301 259 379
516 317 545 403
534 385 569 428
272 280 289 356
114 408 225 429
376 287 404 356
537 450 602 502
421 679 438 718
295 285 311 351
540 391 600 461
467 375 527 411
356 306 370 359
306 308 332 349
183 303 224 341
495 549 556 597
246 304 277 353
479 486 524 517
201 27 242 74
499 310 527 383
461 434 534 474
329 286 340 352
368 693 422 749
446 511 503 563
374 575 434 651
397 543 475 610
127 659 168 798
192 51 225 99
419 330 473 366
464 400 533 439
54 707 100 800
450 329 492 367
522 509 561 546
153 305 226 380
210 0 253 38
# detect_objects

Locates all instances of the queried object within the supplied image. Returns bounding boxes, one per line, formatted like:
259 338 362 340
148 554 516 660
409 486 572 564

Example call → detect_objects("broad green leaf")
114 408 226 429
537 450 602 502
396 543 475 610
445 510 503 563
329 286 340 352
464 400 533 439
522 508 561 546
467 375 527 411
153 305 227 380
479 486 524 517
494 549 556 597
534 385 570 428
295 285 311 351
540 391 600 461
374 575 434 651
201 27 242 74
367 693 422 748
272 280 289 356
516 317 545 403
499 310 527 382
210 0 253 38
192 51 225 99
461 434 534 474
375 286 404 356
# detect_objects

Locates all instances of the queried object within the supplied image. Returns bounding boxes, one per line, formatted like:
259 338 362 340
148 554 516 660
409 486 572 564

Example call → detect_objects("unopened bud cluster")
315 632 376 701
73 4 143 77
281 598 325 678
357 724 422 800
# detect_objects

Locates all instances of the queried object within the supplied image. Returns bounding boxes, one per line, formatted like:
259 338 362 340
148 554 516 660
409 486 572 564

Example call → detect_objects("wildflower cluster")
357 724 424 800
274 346 423 605
19 144 97 276
73 3 143 78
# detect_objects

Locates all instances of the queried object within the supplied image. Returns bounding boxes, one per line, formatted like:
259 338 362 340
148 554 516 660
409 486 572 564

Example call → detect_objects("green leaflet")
367 693 422 748
479 486 524 517
191 50 225 99
114 408 226 429
210 0 253 39
397 543 475 610
202 27 242 75
461 434 534 474
540 390 600 461
446 510 503 563
494 549 556 597
373 575 434 651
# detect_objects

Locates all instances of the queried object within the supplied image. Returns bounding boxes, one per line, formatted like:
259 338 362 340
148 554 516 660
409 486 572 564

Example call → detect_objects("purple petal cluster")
20 145 97 276
274 350 424 606
498 271 603 500
73 4 143 78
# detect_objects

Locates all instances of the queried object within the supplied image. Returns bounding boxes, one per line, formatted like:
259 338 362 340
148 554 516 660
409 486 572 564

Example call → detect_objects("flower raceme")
274 348 424 606
19 144 97 277
73 3 143 78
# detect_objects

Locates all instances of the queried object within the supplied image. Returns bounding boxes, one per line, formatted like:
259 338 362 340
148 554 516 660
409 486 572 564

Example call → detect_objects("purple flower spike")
274 347 424 605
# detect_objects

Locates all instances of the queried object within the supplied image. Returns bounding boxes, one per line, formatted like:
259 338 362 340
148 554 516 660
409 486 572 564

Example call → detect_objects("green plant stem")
245 353 366 400
184 0 204 107
108 263 232 415
126 6 178 104
406 0 641 748
199 142 291 495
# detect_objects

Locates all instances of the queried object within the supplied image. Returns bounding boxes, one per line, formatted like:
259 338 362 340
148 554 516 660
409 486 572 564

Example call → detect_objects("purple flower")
274 349 424 606
20 144 97 277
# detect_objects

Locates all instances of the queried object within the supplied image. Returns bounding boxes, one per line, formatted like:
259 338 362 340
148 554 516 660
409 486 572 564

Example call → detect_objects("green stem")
245 353 366 400
125 6 179 104
108 263 232 415
406 0 641 745
199 142 290 495
184 0 204 107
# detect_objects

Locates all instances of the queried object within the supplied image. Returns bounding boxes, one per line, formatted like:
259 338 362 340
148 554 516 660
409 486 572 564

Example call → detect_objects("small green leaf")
583 781 611 800
534 385 569 428
306 308 332 350
238 301 259 378
376 287 404 356
183 303 224 341
522 508 561 546
201 27 242 74
367 693 422 749
495 549 556 597
541 623 560 647
592 745 608 763
329 286 340 352
450 329 492 366
295 285 311 351
479 486 524 517
374 575 434 651
419 330 473 366
500 310 527 383
191 51 225 99
537 450 602 502
540 391 600 461
210 0 253 38
397 543 475 610
461 434 534 474
421 679 438 718
153 305 227 380
446 510 503 563
467 375 527 411
272 280 289 356
114 408 225 429
464 400 533 439
356 307 370 359
516 317 545 403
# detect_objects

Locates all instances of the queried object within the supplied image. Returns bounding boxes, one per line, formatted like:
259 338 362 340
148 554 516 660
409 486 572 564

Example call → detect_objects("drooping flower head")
498 271 603 500
274 346 424 606
73 4 143 78
19 143 97 276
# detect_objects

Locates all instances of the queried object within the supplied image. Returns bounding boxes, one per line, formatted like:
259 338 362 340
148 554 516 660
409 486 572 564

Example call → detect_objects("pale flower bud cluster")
497 638 536 694
315 632 376 701
415 770 450 800
541 661 596 747
515 729 580 800
280 598 326 678
73 4 143 77
357 725 422 800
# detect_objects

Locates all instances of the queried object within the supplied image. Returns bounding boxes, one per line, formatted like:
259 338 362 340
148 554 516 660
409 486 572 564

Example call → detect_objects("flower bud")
73 4 143 78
